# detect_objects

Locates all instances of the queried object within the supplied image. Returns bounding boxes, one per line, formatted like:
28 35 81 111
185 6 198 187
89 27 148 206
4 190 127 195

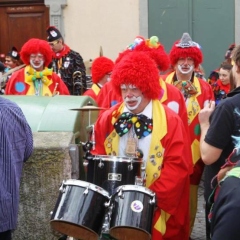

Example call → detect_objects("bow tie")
114 112 153 139
26 66 52 86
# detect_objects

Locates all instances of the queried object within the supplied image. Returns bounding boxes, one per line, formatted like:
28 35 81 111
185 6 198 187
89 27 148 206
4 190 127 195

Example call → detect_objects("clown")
165 32 214 236
92 51 190 240
83 56 114 102
5 38 69 96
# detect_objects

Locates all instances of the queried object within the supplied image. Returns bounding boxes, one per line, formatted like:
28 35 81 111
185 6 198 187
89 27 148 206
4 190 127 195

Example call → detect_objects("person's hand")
199 100 215 127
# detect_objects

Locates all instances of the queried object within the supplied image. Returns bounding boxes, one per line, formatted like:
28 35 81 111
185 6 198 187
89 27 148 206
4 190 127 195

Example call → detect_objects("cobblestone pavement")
191 179 206 240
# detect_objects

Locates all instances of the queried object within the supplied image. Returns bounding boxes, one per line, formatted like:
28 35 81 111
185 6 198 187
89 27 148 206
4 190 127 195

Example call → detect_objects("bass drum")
86 155 143 195
50 179 110 240
109 185 155 240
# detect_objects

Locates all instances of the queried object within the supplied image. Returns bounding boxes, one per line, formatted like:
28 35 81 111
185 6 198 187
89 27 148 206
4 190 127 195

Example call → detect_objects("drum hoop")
63 179 110 198
93 155 143 163
115 185 155 197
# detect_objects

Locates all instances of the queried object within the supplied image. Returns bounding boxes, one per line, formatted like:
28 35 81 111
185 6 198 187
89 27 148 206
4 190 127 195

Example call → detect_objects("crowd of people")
0 26 239 240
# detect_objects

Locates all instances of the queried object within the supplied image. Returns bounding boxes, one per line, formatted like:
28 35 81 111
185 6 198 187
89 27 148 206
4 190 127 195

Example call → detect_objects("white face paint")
177 64 194 74
30 59 44 70
124 95 142 111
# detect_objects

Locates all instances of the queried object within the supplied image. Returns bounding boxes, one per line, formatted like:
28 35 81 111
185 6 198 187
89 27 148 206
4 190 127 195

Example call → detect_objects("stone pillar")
44 0 67 36
13 132 75 240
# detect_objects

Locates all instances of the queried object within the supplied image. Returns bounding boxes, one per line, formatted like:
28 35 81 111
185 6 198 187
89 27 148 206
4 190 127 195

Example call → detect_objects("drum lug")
83 187 89 195
59 181 66 193
149 195 156 205
83 160 89 167
104 199 111 208
118 187 124 199
128 163 133 171
98 160 104 169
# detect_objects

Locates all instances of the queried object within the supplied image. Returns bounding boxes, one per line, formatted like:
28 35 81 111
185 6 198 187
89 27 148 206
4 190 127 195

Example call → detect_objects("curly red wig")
111 51 161 100
91 56 114 84
115 38 170 72
20 38 53 67
169 40 203 68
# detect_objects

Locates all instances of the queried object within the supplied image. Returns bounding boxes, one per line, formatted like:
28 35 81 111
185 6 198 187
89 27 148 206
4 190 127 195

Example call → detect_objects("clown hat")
91 56 114 83
46 26 63 42
111 51 161 99
7 47 20 60
169 32 203 68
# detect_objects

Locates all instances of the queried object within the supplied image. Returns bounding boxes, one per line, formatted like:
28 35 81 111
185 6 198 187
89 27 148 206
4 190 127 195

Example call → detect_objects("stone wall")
13 132 76 240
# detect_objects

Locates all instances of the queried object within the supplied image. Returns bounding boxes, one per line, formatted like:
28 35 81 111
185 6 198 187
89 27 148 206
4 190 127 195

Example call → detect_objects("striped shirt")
0 97 33 232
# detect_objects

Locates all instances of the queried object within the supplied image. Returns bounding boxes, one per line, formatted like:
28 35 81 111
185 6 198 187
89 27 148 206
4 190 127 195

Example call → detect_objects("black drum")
86 155 143 195
109 185 155 240
50 179 110 240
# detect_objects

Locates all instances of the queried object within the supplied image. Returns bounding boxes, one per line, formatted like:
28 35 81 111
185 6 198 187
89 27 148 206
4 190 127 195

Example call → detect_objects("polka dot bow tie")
114 112 153 139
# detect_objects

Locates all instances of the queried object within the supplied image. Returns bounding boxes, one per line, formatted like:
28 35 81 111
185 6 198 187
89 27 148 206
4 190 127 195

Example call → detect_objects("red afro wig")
133 40 170 71
20 38 53 67
91 56 114 84
169 40 203 68
115 36 170 72
111 51 161 100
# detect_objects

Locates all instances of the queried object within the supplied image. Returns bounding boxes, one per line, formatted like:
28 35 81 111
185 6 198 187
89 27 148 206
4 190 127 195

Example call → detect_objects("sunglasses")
49 40 59 47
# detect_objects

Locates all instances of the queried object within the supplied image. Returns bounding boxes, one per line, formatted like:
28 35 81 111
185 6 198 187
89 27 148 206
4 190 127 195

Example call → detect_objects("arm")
199 101 222 165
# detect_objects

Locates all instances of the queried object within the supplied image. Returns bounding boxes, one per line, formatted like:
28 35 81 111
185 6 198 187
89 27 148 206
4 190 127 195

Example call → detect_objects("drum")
109 185 155 240
86 155 143 195
50 179 110 240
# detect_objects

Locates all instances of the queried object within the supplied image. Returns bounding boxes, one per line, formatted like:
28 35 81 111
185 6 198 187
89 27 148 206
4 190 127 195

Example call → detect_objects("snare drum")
86 155 143 195
109 185 155 240
50 179 110 240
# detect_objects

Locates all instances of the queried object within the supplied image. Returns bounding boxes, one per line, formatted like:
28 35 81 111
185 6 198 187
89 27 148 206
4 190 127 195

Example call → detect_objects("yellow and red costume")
92 101 190 240
84 56 114 102
5 38 69 96
92 51 190 239
5 66 69 95
167 33 214 233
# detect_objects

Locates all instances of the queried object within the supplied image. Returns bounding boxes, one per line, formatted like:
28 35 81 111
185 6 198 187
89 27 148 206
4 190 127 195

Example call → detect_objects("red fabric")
162 81 193 174
52 44 70 59
96 81 123 108
83 88 98 102
188 78 214 184
5 67 70 95
216 79 230 93
92 102 190 240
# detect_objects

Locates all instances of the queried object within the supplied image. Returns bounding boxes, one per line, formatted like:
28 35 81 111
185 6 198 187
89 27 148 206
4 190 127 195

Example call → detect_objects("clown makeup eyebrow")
120 84 137 90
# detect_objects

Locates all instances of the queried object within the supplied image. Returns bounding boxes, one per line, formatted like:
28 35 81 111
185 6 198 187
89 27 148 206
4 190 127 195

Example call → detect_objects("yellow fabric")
154 210 171 235
25 66 53 96
105 100 167 186
104 100 170 235
159 78 167 103
92 83 101 95
191 139 201 165
189 184 198 234
165 72 201 125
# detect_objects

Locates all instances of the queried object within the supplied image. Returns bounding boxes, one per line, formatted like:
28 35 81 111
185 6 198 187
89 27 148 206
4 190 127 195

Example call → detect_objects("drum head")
50 220 98 240
110 226 151 240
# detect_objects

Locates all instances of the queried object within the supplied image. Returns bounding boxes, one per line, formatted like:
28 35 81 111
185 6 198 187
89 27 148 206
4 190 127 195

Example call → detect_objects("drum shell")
87 155 143 195
50 180 110 239
109 185 155 240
